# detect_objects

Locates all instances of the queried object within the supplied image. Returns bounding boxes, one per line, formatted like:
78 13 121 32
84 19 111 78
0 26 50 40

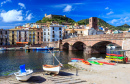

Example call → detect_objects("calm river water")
0 50 105 76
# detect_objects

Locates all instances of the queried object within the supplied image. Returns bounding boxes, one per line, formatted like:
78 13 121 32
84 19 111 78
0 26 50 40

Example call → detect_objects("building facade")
0 29 9 45
42 25 63 42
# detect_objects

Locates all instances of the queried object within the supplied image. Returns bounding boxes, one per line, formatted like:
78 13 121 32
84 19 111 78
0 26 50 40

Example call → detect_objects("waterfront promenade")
0 59 130 84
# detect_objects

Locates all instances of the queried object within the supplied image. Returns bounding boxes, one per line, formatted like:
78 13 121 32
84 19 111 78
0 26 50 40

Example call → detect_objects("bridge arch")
72 41 86 51
91 41 121 54
62 42 69 50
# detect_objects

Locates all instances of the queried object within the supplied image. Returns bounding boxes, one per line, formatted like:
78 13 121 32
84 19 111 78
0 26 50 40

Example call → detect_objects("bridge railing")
62 33 130 42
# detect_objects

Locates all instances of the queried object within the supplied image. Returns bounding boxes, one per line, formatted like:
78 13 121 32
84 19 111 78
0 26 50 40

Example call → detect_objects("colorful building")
42 24 63 42
0 29 9 45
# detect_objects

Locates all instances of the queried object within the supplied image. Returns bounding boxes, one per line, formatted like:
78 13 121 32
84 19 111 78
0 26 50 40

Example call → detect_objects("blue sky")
0 0 130 29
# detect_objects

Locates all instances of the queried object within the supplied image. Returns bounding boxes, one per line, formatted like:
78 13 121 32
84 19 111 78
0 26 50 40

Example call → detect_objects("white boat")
14 64 33 81
14 69 33 81
43 64 61 74
88 57 97 60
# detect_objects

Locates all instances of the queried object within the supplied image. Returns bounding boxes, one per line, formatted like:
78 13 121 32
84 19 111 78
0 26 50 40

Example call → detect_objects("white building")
43 25 63 42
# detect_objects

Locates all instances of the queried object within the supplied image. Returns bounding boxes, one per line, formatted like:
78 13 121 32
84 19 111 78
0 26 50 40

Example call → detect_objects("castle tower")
89 17 98 30
63 15 66 17
45 13 47 17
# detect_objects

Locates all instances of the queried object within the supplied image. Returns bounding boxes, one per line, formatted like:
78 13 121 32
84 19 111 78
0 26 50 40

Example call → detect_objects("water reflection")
0 50 105 76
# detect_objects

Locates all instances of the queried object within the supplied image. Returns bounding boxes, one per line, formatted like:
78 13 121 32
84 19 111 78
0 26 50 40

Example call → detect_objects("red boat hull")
82 60 91 65
71 58 84 61
98 61 116 65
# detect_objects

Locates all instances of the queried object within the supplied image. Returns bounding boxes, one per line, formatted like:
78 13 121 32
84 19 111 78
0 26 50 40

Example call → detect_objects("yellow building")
9 29 17 45
65 29 89 37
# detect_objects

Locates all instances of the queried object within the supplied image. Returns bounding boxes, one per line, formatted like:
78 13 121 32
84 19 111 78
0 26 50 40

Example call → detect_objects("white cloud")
0 10 23 22
25 13 32 20
107 11 114 15
110 17 130 25
63 5 72 12
18 3 26 9
105 7 109 10
111 19 117 24
1 0 11 6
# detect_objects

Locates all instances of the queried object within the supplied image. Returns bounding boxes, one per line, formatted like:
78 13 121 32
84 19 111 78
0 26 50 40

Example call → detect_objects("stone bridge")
60 33 130 54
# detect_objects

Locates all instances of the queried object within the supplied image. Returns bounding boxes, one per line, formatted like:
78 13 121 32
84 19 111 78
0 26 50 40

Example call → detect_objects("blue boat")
0 48 6 51
33 46 54 51
71 60 78 62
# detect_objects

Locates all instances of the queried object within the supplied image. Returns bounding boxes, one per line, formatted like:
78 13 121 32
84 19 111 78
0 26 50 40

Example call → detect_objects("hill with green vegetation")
36 15 75 24
116 24 130 31
36 16 130 31
77 18 116 30
77 18 130 31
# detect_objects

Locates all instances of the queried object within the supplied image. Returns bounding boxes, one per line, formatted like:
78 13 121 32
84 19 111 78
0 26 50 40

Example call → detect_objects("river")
0 50 105 76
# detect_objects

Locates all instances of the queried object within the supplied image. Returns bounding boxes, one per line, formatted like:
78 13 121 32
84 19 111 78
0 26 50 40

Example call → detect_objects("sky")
0 0 130 29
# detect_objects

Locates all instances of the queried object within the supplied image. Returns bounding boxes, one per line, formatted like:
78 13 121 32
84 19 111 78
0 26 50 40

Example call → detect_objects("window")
53 31 54 34
44 32 46 35
90 19 91 22
37 32 39 35
0 31 2 34
44 38 46 41
29 36 31 38
81 31 82 33
59 35 61 38
94 18 95 22
59 31 61 34
52 35 55 38
48 32 49 35
59 27 61 30
44 29 46 31
53 27 54 30
12 31 14 34
52 39 55 41
29 39 31 42
5 31 7 34
33 36 35 38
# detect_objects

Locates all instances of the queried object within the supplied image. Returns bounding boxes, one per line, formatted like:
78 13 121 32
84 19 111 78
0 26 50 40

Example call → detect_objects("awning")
16 42 28 44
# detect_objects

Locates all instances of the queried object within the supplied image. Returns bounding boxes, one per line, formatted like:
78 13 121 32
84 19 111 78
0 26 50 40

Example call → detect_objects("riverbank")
0 59 130 84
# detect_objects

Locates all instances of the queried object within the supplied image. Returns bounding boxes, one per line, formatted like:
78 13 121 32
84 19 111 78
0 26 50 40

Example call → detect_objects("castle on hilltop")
45 13 66 19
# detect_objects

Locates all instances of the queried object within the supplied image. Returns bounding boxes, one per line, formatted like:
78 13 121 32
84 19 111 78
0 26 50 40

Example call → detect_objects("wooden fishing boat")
43 64 61 74
97 61 116 65
82 60 91 65
14 64 33 81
